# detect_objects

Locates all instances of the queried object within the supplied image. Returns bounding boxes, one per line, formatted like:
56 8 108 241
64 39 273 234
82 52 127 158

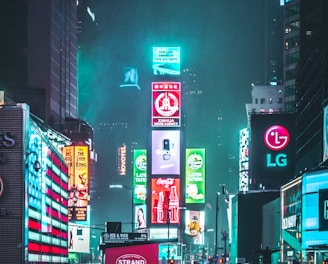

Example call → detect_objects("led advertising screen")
152 47 180 75
158 244 179 261
239 128 250 192
281 178 302 257
62 145 89 221
27 127 69 263
152 130 180 175
185 210 205 245
302 170 328 247
120 66 140 90
250 113 296 189
151 178 180 224
185 149 205 204
133 149 147 205
135 204 147 229
152 82 181 127
68 206 91 254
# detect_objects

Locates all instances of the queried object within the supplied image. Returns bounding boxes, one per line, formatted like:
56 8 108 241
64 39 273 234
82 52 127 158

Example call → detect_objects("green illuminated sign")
133 149 147 204
185 149 205 204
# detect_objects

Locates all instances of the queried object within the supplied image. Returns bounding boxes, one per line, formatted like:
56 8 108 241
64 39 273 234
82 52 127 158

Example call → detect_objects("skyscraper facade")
0 0 78 128
283 0 328 170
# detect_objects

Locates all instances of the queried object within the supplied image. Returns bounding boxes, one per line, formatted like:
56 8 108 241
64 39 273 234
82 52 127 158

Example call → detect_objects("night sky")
78 0 266 231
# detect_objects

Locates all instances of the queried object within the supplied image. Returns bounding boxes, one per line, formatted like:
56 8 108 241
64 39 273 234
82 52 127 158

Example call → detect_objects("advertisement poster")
133 149 147 205
68 207 90 253
62 145 89 221
135 204 147 229
151 178 180 224
152 47 180 75
250 114 295 189
185 149 205 204
152 130 180 175
152 82 181 127
185 210 205 245
105 243 159 264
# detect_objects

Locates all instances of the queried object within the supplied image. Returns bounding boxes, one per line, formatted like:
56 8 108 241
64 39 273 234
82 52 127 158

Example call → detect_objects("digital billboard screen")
152 47 180 75
185 210 205 245
133 149 147 204
185 148 205 204
151 178 180 224
62 145 89 221
152 130 180 175
134 204 147 229
250 114 296 189
302 170 328 247
152 82 181 128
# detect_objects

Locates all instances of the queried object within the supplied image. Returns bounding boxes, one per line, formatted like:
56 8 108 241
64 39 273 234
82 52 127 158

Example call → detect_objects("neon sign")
264 125 290 167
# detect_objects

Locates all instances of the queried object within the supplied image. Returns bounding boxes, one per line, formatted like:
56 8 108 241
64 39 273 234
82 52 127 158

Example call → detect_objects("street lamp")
215 191 220 259
108 184 134 232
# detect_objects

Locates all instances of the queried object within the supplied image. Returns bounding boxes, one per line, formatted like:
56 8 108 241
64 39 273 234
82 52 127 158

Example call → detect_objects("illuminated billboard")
152 130 180 175
27 125 69 263
119 66 140 90
133 149 147 204
62 145 89 221
135 204 147 229
152 82 181 127
302 170 328 248
152 47 180 75
185 149 205 204
280 177 302 261
239 128 250 192
151 178 180 224
185 210 205 245
250 114 296 190
68 206 91 253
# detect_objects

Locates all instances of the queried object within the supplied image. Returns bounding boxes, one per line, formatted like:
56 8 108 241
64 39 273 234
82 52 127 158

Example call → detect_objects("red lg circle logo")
264 125 290 151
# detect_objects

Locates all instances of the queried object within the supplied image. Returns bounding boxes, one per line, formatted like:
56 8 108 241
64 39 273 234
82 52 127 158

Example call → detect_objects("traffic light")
208 256 213 263
168 259 175 264
219 257 226 264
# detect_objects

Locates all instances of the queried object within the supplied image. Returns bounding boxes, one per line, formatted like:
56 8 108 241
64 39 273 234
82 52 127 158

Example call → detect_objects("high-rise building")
282 0 328 170
0 0 78 128
264 0 284 85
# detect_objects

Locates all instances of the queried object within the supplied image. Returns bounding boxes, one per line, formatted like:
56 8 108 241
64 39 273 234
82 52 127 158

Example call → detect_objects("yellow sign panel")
62 145 89 220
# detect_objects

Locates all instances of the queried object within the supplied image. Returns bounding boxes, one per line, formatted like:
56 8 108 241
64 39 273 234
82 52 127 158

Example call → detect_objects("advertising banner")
105 243 159 264
152 130 180 175
62 145 89 221
185 210 205 245
185 149 205 204
135 204 147 229
152 82 181 127
151 178 180 224
152 47 180 75
250 114 295 189
133 149 147 205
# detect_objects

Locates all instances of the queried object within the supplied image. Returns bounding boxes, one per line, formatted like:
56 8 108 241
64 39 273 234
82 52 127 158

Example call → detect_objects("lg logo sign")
264 125 290 167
